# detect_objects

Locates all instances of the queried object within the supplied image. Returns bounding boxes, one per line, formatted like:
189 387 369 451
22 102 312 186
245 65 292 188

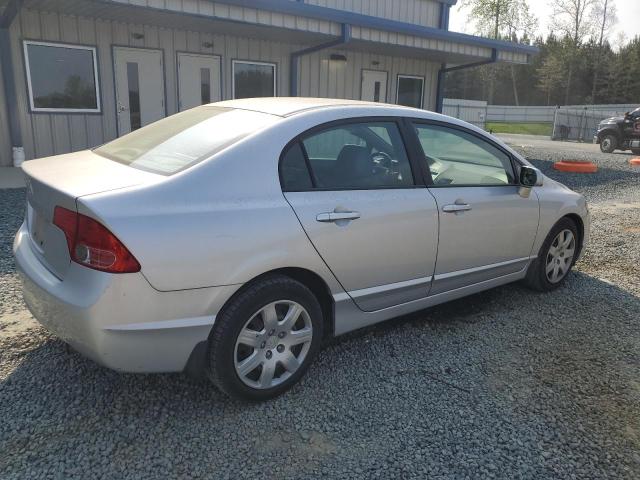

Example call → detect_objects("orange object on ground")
630 158 640 166
553 161 598 173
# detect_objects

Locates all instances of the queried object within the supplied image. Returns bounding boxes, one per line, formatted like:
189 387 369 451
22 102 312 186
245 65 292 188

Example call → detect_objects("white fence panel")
442 98 487 129
486 105 556 123
442 100 639 138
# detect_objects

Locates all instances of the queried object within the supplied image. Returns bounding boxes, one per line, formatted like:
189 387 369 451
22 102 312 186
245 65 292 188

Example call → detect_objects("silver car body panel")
427 185 540 294
14 98 591 373
284 189 439 311
14 223 241 372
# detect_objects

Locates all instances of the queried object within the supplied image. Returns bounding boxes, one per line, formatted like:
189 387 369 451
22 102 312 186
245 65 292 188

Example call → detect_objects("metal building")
0 0 537 166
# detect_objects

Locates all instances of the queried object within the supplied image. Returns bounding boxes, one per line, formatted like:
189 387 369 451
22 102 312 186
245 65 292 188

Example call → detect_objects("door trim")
348 275 432 312
176 51 223 110
333 267 529 335
430 256 533 295
111 45 167 137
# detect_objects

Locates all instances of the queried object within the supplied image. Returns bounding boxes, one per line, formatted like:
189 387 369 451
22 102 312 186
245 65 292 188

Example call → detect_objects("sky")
449 0 640 46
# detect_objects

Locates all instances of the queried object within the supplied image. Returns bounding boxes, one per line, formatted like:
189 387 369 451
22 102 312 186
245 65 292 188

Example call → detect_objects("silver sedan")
14 98 590 400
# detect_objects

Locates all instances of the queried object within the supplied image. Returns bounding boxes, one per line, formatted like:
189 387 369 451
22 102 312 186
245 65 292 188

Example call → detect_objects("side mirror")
518 166 542 198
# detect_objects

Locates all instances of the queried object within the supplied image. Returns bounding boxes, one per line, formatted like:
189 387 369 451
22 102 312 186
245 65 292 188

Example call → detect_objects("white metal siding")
7 8 441 161
299 48 439 110
304 0 441 28
497 50 529 65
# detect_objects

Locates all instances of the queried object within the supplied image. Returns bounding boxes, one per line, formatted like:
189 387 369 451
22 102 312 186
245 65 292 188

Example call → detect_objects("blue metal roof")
218 0 538 56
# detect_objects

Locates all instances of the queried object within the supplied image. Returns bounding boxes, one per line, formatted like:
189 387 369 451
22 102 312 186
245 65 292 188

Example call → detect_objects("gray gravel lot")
1 143 639 479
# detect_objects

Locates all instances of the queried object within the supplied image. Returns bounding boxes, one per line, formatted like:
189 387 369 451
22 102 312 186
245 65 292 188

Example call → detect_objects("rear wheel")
207 275 323 401
599 134 617 153
524 218 579 292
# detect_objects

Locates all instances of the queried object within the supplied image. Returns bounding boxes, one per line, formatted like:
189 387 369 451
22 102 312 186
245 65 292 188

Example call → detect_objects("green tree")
458 0 537 104
549 0 598 104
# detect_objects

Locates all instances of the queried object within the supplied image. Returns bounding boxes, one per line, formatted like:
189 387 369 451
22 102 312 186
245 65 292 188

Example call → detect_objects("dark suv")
594 107 640 154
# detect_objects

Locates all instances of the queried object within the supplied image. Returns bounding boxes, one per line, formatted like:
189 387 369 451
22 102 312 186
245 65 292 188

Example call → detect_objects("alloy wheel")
234 300 313 389
545 229 576 284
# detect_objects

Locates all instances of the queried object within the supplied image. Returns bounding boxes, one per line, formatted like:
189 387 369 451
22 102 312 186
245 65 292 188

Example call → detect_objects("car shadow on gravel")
1 271 639 478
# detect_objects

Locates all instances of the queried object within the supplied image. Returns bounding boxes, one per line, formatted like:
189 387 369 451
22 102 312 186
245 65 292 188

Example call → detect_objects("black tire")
207 274 323 401
632 149 640 156
599 134 617 153
524 217 579 292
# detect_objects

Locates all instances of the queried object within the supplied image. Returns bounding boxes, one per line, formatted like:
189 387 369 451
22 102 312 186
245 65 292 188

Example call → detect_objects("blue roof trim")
217 0 537 55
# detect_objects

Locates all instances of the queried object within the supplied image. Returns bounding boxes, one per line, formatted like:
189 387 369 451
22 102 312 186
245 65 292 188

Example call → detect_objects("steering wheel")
370 150 394 169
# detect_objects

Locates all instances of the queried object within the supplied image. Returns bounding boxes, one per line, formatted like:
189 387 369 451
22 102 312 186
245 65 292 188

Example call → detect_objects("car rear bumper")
13 222 240 373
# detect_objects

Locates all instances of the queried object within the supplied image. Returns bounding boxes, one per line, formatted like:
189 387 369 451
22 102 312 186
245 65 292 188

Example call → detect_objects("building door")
177 53 221 111
113 47 165 135
361 70 388 103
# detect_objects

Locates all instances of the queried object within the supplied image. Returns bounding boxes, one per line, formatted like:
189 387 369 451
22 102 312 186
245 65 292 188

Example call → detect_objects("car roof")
213 97 424 117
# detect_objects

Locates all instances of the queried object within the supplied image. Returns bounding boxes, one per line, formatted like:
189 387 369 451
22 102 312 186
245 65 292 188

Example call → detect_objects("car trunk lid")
22 150 160 279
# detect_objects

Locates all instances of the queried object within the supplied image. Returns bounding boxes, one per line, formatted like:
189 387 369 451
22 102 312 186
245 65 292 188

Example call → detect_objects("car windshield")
94 106 277 175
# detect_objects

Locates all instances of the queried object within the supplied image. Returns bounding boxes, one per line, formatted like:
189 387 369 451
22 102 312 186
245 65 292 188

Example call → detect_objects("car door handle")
316 211 361 222
442 203 472 213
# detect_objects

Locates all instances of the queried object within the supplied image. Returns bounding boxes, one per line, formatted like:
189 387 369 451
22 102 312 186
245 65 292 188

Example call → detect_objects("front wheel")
207 275 323 401
524 218 579 292
599 134 617 153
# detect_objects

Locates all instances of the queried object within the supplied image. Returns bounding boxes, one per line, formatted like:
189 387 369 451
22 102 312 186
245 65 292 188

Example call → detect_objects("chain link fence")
551 105 638 142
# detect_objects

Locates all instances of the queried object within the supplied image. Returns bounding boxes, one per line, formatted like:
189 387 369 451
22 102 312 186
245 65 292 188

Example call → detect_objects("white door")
361 70 388 103
177 53 221 111
113 47 165 134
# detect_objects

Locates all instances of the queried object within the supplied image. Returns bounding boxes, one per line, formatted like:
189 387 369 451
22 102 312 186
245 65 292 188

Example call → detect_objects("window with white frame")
232 60 276 99
23 41 100 113
396 75 424 109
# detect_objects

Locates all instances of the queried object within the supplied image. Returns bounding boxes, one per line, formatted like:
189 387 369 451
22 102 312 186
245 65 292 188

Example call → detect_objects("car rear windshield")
94 106 277 175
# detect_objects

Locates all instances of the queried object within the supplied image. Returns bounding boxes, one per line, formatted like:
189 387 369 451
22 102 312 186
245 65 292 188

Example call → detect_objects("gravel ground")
1 145 639 479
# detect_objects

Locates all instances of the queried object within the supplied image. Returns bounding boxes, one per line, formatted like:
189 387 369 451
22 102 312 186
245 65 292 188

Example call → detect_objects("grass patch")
486 122 552 136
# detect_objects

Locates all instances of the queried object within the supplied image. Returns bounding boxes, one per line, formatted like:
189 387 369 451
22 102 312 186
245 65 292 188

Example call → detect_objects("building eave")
215 0 538 57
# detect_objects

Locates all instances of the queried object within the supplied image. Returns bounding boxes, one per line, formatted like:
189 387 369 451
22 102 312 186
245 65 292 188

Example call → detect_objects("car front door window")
413 124 515 186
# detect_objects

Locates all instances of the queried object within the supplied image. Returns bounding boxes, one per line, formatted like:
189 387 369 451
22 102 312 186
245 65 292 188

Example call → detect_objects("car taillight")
53 206 140 273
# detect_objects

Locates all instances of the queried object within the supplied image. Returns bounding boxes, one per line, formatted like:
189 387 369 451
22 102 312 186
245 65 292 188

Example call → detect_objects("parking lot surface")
1 141 639 479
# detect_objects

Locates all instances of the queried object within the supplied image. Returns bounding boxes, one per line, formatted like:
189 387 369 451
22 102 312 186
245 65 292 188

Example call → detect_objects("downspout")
290 23 351 96
0 0 23 166
435 48 498 114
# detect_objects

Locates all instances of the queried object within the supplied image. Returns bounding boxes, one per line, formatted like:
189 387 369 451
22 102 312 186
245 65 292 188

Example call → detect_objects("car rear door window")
413 123 515 186
280 142 313 191
299 122 414 190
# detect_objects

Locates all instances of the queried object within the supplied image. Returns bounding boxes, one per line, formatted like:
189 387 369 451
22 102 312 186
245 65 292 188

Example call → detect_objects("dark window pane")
302 122 414 189
397 77 423 109
126 62 141 131
26 43 98 110
234 62 275 99
280 142 313 191
200 68 211 104
373 81 381 102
